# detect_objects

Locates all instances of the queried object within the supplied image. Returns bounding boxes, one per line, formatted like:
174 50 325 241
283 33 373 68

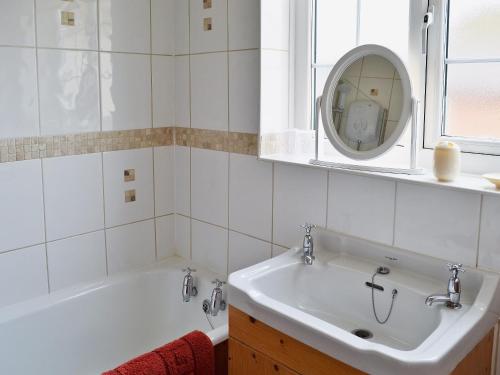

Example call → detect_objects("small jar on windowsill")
434 141 461 182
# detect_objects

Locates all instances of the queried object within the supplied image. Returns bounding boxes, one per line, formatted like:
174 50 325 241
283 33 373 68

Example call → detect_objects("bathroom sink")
228 230 500 375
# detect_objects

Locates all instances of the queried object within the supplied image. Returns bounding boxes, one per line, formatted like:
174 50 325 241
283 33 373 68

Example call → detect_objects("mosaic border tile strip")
0 127 258 164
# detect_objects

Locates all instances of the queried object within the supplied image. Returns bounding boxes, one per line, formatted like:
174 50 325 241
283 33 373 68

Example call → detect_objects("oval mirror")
321 45 413 160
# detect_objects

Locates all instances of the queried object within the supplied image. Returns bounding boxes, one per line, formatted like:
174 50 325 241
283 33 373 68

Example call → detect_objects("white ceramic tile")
103 148 154 227
190 52 228 131
191 148 228 227
43 154 104 241
156 215 175 260
260 50 289 134
36 0 98 50
388 80 403 122
154 146 174 216
272 244 288 257
228 231 271 273
100 52 152 131
328 172 395 245
229 154 272 241
174 214 191 259
189 0 227 54
151 0 174 55
273 163 328 248
47 231 106 291
192 219 228 276
174 56 190 126
357 77 393 109
99 0 151 53
0 245 48 308
152 55 174 127
229 50 259 134
228 0 259 50
175 146 191 216
478 195 500 272
261 0 289 50
0 0 35 46
0 160 45 253
38 49 100 135
106 219 156 274
174 0 190 55
360 55 396 79
394 183 481 266
0 47 39 138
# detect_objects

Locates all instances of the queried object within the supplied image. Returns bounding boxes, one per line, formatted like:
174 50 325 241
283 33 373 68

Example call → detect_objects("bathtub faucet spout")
182 267 198 302
203 279 226 317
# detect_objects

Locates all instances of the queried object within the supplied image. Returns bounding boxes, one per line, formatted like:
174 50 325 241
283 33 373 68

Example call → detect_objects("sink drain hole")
351 329 373 339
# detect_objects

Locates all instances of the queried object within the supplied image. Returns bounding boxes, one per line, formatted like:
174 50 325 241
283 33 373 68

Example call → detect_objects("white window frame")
424 0 500 157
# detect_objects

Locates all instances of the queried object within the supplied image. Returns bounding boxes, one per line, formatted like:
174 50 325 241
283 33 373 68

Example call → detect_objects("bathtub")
0 256 228 375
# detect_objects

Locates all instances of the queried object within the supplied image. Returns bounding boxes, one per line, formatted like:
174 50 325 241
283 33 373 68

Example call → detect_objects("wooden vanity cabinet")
228 305 493 375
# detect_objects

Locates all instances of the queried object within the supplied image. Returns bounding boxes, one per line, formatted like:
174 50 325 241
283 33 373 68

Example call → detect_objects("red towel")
103 331 215 375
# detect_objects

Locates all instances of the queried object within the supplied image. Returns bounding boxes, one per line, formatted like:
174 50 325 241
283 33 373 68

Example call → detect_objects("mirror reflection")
331 55 403 152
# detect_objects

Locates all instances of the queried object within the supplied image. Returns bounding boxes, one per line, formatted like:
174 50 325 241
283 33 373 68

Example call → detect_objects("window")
425 0 500 155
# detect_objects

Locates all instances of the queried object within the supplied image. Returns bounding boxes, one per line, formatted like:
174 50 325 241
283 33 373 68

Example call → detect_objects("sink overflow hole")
351 329 373 339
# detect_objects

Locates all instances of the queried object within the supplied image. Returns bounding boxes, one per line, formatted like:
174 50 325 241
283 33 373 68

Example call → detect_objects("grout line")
19 44 174 56
325 170 330 228
475 194 484 268
226 0 230 276
271 162 275 253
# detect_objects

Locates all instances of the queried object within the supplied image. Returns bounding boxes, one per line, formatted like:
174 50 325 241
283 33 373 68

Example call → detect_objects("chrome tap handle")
300 223 316 234
182 267 197 275
447 264 465 276
212 279 226 288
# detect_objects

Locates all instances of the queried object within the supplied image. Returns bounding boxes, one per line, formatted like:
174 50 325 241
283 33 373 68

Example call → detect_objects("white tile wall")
43 154 104 241
0 47 39 139
174 214 191 259
47 231 106 291
106 219 156 275
154 146 175 216
100 52 152 131
0 245 48 308
261 0 289 50
478 195 500 272
328 172 395 245
192 219 228 276
103 148 155 228
229 154 272 241
273 163 328 248
99 0 151 54
174 0 190 55
189 0 228 54
36 0 98 50
151 0 174 55
0 0 35 47
229 50 260 134
228 231 271 274
174 56 191 126
152 56 174 127
174 146 191 216
191 148 228 227
0 160 45 253
228 0 260 50
190 52 228 131
38 49 100 135
394 183 481 267
156 215 175 260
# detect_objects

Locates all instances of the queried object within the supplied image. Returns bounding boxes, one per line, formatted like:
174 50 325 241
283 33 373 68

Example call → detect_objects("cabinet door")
228 338 298 375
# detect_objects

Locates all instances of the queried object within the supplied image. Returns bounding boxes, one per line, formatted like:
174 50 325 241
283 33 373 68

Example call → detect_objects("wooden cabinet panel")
229 338 298 375
451 329 493 375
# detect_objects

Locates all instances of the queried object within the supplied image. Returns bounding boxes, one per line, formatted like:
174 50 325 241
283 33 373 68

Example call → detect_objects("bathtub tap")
182 267 198 302
203 279 226 317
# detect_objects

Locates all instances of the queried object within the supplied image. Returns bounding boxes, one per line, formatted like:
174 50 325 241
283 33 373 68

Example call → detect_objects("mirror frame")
321 44 413 160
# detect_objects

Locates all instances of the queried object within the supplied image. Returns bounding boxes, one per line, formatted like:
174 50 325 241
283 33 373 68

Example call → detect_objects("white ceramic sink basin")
228 230 500 375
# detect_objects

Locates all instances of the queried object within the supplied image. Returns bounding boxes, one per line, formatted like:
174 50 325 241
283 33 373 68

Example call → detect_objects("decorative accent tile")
175 127 257 155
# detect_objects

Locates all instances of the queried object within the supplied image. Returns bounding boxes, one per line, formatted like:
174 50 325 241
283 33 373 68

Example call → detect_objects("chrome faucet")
425 264 465 309
182 267 198 302
301 223 316 265
203 279 226 317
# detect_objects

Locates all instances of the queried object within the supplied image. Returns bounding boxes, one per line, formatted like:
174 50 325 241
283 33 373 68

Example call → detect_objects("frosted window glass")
445 63 500 139
359 0 410 64
315 0 357 65
448 0 500 59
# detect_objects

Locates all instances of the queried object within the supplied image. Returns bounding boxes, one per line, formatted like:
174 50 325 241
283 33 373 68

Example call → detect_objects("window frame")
424 0 500 156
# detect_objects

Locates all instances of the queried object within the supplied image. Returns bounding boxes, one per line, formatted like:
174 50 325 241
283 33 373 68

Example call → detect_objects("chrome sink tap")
203 279 226 317
301 223 316 265
182 267 198 302
425 264 465 309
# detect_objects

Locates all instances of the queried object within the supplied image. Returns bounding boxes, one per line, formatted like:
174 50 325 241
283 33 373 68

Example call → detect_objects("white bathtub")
0 256 228 375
